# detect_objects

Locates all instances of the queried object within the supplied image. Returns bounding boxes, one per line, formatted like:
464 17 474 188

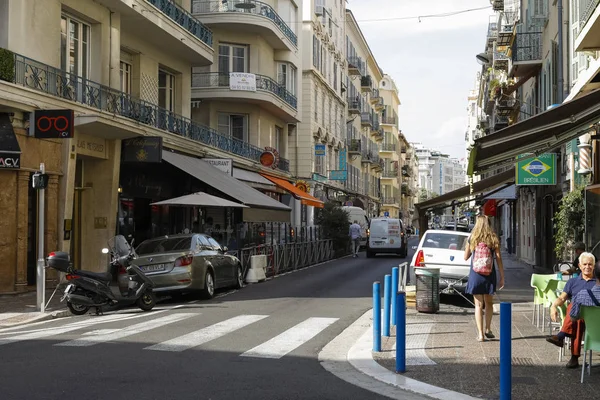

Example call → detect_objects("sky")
346 0 491 160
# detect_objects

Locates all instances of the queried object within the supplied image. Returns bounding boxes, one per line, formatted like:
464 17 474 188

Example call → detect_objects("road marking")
55 313 195 347
241 317 339 359
146 314 268 352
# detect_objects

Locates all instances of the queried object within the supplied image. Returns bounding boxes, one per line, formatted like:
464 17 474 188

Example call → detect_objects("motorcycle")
47 235 156 315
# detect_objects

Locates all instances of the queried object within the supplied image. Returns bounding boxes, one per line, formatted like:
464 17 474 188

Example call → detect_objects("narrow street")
0 238 420 400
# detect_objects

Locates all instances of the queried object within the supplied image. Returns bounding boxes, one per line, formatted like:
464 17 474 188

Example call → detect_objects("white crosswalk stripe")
55 313 196 347
241 317 339 359
145 314 268 352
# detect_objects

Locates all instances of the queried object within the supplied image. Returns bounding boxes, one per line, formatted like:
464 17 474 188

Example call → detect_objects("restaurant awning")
151 192 248 208
260 174 325 208
162 151 291 212
416 169 515 212
0 113 21 169
469 88 600 174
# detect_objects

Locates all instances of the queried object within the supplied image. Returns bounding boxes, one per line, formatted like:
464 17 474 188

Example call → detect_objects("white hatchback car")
410 230 471 294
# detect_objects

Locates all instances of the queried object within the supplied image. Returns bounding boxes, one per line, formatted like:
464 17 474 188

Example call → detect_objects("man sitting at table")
547 252 597 369
569 260 600 320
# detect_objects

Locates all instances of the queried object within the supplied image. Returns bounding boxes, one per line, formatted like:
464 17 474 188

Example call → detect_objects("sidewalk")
0 287 70 328
368 253 599 399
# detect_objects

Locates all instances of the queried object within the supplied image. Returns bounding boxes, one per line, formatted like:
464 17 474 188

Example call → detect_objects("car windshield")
136 237 193 255
423 232 469 250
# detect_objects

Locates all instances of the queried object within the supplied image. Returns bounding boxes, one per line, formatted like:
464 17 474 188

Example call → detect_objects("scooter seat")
76 270 113 282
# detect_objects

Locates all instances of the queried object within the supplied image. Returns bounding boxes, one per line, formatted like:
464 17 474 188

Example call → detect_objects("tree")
315 202 350 256
553 186 585 258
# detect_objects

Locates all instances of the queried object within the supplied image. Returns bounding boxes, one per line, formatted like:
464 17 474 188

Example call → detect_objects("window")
60 15 91 78
274 126 283 150
277 63 297 95
314 90 318 120
218 113 248 142
120 61 131 94
218 44 248 73
158 69 175 112
313 36 321 68
333 62 337 91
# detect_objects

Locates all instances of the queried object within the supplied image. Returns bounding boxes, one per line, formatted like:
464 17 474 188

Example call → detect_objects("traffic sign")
516 153 556 186
384 211 389 217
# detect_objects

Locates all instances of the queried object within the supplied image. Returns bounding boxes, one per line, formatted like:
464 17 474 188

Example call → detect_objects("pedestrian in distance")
564 241 586 276
349 220 362 258
463 215 505 342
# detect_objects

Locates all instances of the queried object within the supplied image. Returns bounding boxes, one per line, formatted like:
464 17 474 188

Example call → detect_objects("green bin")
415 267 440 313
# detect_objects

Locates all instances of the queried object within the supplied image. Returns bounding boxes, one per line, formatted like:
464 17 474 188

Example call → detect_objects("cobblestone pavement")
373 253 600 399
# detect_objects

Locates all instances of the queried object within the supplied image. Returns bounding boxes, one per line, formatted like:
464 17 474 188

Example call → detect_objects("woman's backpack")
472 242 494 276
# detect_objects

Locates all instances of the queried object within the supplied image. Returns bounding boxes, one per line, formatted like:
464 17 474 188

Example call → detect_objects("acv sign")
0 156 20 168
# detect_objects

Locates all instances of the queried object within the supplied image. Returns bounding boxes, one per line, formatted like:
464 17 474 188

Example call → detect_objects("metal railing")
146 0 213 46
511 32 542 62
380 143 396 151
0 50 290 172
382 169 398 178
347 96 362 112
381 197 398 205
192 72 297 109
579 0 600 37
348 138 361 152
347 55 366 76
361 112 373 126
191 0 297 46
361 75 373 89
381 113 397 125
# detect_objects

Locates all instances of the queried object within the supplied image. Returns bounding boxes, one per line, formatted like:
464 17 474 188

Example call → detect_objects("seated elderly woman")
546 252 597 369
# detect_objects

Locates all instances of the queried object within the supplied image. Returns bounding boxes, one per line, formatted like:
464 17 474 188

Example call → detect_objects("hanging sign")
31 109 74 139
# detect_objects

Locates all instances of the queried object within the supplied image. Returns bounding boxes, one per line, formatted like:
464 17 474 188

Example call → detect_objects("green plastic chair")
545 290 568 360
530 274 558 328
580 306 600 383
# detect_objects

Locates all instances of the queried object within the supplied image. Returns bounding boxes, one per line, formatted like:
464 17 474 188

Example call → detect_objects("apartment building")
397 132 417 226
0 0 306 293
465 72 482 184
378 74 401 219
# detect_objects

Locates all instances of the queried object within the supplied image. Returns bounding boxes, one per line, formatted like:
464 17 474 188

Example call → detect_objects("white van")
342 206 369 248
366 217 407 258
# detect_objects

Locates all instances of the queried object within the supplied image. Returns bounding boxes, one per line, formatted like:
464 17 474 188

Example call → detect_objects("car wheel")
235 265 244 289
201 270 215 299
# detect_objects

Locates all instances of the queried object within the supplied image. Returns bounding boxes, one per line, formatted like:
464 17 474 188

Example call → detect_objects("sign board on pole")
516 153 556 185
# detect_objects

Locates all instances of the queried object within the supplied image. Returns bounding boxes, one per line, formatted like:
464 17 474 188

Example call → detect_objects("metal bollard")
373 281 381 352
383 274 391 337
391 267 399 326
395 291 406 373
500 302 512 400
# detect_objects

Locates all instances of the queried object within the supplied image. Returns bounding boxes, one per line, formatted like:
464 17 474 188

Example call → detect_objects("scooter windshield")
108 235 131 258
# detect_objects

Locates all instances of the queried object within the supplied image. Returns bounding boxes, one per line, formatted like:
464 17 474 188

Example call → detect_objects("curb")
320 308 478 400
0 309 71 330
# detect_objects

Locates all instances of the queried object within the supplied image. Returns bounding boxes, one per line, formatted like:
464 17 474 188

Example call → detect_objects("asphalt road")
0 237 419 400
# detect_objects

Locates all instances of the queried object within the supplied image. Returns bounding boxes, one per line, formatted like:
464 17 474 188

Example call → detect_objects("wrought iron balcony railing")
192 72 297 109
381 113 397 125
579 0 600 38
360 112 373 126
347 139 361 153
380 143 396 152
347 55 366 76
0 50 289 172
146 0 213 46
381 197 398 205
511 32 542 63
382 169 398 178
191 0 297 47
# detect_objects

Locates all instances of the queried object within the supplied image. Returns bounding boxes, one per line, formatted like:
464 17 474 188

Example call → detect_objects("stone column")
15 171 30 292
45 175 60 284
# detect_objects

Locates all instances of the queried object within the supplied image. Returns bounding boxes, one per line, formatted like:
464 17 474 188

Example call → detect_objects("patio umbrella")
150 192 248 208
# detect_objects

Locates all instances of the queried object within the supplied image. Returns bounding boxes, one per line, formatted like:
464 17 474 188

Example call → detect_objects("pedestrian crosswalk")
0 311 339 359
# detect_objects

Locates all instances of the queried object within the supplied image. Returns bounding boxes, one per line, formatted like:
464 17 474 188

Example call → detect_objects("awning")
482 184 517 200
469 88 600 174
260 174 325 208
0 113 21 169
416 169 515 212
233 168 274 185
162 151 291 212
151 192 248 208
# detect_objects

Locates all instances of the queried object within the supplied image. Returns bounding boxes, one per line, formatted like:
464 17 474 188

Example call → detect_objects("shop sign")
229 72 256 91
295 180 310 193
121 136 163 163
338 148 347 169
312 173 327 182
31 109 74 139
516 153 556 186
77 133 107 159
204 158 233 175
260 147 280 169
0 152 20 169
329 170 347 181
315 144 326 156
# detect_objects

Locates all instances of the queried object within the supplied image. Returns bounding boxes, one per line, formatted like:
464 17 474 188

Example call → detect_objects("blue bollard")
373 282 382 352
391 267 399 326
383 274 391 337
395 291 406 373
500 302 512 400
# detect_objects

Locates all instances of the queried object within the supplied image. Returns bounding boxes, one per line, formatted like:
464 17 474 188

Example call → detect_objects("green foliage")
0 48 15 82
553 186 585 258
315 202 350 256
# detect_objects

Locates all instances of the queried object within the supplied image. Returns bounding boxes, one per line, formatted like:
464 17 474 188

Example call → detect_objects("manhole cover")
487 357 535 366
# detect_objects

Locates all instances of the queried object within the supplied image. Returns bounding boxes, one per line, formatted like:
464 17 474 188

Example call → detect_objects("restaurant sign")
121 136 163 163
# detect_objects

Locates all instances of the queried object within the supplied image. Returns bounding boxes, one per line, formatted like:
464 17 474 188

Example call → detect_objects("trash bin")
415 267 440 313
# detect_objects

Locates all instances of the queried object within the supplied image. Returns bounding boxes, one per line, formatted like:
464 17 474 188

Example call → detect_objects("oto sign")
516 153 556 186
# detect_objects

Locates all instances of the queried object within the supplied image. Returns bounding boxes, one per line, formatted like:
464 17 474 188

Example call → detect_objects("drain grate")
487 357 535 366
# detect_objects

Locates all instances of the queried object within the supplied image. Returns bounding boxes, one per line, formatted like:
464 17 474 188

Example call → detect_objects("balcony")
493 115 509 131
381 197 398 206
493 51 510 72
575 0 600 51
348 138 361 155
347 56 366 76
382 168 398 179
361 150 373 164
191 72 298 122
381 112 397 126
491 0 504 11
93 0 213 64
401 165 410 177
371 157 384 172
0 50 289 172
486 19 498 50
509 32 542 78
361 75 373 93
380 143 396 152
360 112 373 127
495 96 519 117
373 128 384 142
191 0 297 50
497 23 514 47
347 96 361 114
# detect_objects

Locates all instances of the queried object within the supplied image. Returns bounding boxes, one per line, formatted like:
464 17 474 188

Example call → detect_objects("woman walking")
464 215 505 342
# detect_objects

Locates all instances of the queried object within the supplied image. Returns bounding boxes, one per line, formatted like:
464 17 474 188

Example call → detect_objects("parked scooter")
47 235 156 315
